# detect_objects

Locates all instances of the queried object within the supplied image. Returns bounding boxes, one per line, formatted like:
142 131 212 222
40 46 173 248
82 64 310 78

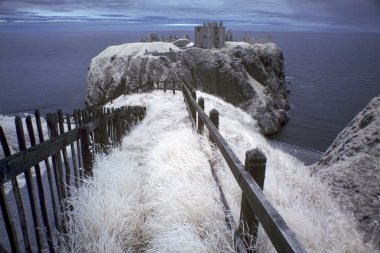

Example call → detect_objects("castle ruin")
194 21 225 49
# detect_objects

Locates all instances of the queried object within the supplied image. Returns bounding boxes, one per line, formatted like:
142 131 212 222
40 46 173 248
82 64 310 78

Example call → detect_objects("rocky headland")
85 40 380 250
86 41 288 135
313 95 380 248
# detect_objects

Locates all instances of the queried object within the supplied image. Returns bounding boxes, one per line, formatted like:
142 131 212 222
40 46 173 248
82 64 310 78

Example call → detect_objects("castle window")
197 28 200 32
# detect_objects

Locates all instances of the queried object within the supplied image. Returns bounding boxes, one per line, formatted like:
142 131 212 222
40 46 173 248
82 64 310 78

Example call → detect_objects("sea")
1 26 379 152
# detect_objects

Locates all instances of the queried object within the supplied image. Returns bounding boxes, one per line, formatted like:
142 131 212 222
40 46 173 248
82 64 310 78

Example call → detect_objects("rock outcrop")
86 41 288 135
172 38 190 48
313 95 380 248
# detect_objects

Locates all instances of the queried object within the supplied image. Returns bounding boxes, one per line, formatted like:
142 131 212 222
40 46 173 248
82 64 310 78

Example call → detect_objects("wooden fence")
181 83 307 253
1 84 307 252
0 105 146 253
104 80 181 105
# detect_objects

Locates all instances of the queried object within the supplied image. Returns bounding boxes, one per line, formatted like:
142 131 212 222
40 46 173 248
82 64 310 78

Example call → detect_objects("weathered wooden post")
77 109 83 126
100 109 109 152
79 126 93 178
209 109 219 143
115 111 122 145
106 108 113 145
57 109 71 197
66 113 80 189
82 109 88 124
164 80 167 93
0 127 22 253
121 107 127 135
191 88 196 100
239 149 267 251
173 82 175 94
25 116 55 252
73 109 83 179
15 117 44 252
93 108 102 147
191 88 197 122
47 113 66 202
198 97 205 134
125 107 131 133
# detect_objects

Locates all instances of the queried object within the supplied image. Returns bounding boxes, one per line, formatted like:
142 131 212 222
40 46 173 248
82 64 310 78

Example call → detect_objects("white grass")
198 91 375 253
96 42 180 59
64 91 234 252
63 90 376 252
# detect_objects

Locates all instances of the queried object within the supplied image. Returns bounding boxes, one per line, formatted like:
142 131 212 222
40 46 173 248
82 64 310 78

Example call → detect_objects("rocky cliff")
313 95 380 248
86 41 288 135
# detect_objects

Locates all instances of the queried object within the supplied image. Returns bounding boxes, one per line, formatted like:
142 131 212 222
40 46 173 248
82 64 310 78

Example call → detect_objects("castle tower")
213 24 225 48
194 21 225 49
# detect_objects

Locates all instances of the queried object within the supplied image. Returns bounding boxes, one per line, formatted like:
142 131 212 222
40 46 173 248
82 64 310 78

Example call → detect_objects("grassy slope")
64 90 374 252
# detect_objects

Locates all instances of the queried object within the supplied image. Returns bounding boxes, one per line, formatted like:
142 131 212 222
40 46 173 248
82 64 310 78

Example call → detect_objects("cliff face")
86 41 288 135
313 95 380 248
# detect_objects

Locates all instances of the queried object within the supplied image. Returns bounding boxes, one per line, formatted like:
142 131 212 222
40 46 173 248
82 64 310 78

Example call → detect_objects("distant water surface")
270 32 380 151
0 31 144 114
0 28 379 151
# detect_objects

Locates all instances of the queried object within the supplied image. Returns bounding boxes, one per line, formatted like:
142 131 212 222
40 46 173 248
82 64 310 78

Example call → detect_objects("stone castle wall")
194 21 225 49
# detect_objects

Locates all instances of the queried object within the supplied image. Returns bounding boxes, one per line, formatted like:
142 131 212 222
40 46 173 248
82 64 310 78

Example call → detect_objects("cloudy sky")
1 0 380 32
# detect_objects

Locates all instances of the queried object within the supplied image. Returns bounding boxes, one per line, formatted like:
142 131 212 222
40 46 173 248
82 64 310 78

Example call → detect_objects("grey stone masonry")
195 21 225 49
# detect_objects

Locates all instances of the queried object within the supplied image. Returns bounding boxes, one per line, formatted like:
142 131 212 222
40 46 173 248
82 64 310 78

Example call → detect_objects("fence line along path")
181 83 307 253
1 84 307 253
0 105 146 252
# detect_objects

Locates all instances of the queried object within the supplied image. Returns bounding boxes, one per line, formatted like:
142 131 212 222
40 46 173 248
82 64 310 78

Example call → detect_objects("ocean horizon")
1 26 379 151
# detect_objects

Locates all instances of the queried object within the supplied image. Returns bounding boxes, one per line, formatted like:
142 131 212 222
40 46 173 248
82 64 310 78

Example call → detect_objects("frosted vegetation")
61 90 375 252
0 90 375 252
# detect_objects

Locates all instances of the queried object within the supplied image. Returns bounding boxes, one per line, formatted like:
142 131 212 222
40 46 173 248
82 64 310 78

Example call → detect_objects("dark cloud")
0 0 379 32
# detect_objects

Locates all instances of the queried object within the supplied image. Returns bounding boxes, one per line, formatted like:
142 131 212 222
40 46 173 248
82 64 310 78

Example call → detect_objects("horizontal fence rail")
181 83 307 253
98 81 181 106
0 105 146 252
0 129 79 185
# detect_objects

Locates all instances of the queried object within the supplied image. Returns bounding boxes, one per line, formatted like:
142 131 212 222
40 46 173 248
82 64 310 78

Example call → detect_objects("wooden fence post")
120 107 126 135
36 109 61 233
209 109 219 142
125 107 131 133
57 109 71 198
15 116 44 252
198 97 204 134
93 108 101 151
73 109 83 179
239 148 267 251
66 113 80 189
173 82 175 94
164 80 167 93
82 109 88 124
191 88 197 122
47 113 66 203
100 109 108 152
77 109 83 126
115 111 122 145
25 116 55 252
0 127 21 253
79 126 93 178
191 88 196 100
